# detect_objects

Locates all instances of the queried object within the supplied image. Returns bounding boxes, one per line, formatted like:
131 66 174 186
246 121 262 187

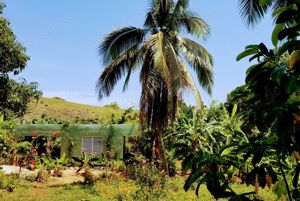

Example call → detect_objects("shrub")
115 161 126 172
132 164 167 201
24 173 37 182
0 116 16 164
167 158 176 177
0 171 14 192
52 164 63 177
83 168 96 185
35 168 49 182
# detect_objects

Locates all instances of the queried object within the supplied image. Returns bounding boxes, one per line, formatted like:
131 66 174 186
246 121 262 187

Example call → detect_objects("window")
82 137 103 154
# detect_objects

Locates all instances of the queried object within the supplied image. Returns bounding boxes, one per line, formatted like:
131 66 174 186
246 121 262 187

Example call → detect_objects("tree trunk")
157 131 169 175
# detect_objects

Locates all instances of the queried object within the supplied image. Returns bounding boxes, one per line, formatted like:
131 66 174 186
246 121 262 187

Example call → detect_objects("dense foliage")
169 104 261 200
0 77 42 118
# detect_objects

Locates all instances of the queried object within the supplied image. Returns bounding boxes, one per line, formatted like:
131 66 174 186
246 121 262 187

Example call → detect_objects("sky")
2 0 274 108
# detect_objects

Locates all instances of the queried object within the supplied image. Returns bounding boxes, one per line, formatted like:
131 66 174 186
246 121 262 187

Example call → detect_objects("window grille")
82 137 103 154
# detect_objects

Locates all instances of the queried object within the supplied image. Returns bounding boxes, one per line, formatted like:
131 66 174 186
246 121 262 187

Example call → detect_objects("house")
15 124 139 159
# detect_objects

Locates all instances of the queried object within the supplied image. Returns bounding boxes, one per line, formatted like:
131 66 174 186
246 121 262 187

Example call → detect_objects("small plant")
132 164 167 201
35 156 66 177
36 155 55 171
72 153 99 185
82 168 96 185
115 161 126 172
72 152 99 173
35 168 49 182
11 141 32 177
24 173 37 182
0 171 14 192
52 164 63 177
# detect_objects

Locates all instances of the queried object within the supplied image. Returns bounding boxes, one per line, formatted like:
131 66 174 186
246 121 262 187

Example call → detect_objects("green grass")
19 97 138 124
0 176 277 201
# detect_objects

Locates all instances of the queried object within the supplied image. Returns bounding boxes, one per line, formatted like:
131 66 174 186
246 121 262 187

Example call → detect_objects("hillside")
19 97 138 124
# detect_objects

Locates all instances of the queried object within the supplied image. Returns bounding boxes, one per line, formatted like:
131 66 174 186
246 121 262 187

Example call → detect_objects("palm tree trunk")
157 130 169 175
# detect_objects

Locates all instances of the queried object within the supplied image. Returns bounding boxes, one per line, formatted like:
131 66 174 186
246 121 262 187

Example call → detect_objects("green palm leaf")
97 45 142 99
177 36 214 94
179 13 210 39
99 27 147 65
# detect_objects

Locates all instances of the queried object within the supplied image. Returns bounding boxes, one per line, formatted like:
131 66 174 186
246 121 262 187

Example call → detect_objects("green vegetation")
0 175 277 201
0 0 299 200
20 97 138 124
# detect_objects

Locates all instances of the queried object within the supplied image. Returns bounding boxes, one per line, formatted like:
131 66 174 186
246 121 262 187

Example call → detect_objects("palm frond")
179 12 210 39
139 67 162 129
180 62 204 109
164 37 182 96
177 36 214 94
122 46 145 91
147 32 170 79
144 11 159 33
167 0 189 31
97 45 142 100
239 0 273 26
273 0 289 10
99 27 147 65
152 0 173 29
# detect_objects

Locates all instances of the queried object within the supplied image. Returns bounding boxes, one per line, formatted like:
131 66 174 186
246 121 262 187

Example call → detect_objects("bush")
115 161 126 172
83 168 96 185
131 164 167 201
52 164 63 177
36 168 49 182
167 158 176 177
0 171 14 192
0 116 16 164
24 173 37 182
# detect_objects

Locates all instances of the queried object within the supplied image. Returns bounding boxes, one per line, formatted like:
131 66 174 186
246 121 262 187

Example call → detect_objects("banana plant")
72 152 99 173
170 103 253 200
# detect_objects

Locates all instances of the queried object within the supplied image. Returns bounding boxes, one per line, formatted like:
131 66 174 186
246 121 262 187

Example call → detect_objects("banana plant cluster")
236 1 300 200
170 104 254 200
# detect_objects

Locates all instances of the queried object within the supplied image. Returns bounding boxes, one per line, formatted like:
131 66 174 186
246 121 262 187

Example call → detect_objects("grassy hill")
19 97 138 124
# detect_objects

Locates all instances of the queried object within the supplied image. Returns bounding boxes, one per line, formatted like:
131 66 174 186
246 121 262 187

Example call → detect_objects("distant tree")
0 2 41 119
97 0 213 174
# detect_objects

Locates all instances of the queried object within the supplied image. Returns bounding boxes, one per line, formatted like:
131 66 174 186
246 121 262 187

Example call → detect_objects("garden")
0 0 300 201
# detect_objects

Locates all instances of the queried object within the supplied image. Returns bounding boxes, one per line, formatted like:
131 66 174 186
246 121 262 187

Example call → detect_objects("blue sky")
3 0 274 108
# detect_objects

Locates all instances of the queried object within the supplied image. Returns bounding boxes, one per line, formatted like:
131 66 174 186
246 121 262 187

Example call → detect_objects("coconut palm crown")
97 0 213 173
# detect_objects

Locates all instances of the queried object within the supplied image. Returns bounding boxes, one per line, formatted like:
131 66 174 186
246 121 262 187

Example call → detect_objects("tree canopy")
0 2 29 75
0 2 41 119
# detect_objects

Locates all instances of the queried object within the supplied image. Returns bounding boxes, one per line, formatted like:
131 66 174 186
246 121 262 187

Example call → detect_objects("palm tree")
238 0 290 26
97 0 213 173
